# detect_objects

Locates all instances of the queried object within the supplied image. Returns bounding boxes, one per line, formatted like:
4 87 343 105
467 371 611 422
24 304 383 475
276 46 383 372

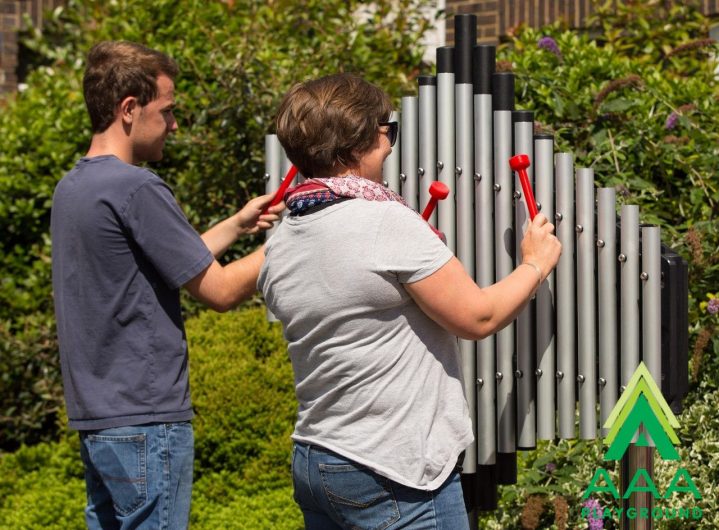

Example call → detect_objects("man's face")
131 74 178 163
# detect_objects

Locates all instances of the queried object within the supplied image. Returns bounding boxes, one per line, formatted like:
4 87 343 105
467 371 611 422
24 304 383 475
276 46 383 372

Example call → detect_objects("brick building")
0 0 62 94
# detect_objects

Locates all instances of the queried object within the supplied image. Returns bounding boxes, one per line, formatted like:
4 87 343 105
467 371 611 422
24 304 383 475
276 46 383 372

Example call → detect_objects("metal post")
534 134 555 441
621 205 640 388
492 71 515 454
512 111 535 449
454 15 477 478
382 110 400 193
400 96 419 210
437 46 456 251
576 168 596 439
555 153 576 440
597 188 618 436
473 44 496 468
264 134 282 323
419 75 437 225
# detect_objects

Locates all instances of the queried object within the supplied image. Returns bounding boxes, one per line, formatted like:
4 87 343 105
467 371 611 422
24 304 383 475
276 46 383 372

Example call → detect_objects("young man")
50 41 283 529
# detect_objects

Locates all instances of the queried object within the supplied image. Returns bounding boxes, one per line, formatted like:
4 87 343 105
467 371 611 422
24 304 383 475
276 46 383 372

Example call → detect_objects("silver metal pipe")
555 153 575 439
419 76 438 225
437 46 456 251
534 134 555 442
492 71 515 453
576 168 596 439
473 44 495 466
642 225 662 383
512 112 535 449
621 205 640 388
400 96 419 210
597 188 617 437
264 134 282 322
382 110 400 193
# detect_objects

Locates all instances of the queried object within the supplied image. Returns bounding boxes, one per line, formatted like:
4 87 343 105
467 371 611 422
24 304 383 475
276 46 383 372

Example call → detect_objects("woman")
258 73 561 529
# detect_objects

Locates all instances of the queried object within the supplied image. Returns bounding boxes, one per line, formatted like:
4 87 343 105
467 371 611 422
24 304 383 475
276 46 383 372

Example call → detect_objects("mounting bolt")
474 172 482 182
577 374 586 383
597 239 605 248
618 253 627 263
556 371 564 379
399 173 407 182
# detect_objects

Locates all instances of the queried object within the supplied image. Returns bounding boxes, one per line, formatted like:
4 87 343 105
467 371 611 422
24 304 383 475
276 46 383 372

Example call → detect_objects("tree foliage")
0 0 436 449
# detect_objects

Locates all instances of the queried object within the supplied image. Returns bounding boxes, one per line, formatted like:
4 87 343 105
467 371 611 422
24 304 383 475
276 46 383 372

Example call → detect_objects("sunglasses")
379 121 399 147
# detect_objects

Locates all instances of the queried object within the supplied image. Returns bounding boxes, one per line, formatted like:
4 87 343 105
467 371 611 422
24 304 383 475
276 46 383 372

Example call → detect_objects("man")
50 41 283 529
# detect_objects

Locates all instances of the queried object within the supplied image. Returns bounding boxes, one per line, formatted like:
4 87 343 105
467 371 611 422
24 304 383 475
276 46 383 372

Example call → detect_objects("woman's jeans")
78 422 194 530
292 442 470 530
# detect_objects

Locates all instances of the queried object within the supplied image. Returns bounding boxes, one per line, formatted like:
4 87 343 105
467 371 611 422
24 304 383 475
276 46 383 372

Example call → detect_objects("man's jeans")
292 442 470 530
79 422 194 530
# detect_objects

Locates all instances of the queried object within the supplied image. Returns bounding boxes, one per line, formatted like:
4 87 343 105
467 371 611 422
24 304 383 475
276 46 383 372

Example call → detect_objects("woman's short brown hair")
275 73 393 178
83 41 179 133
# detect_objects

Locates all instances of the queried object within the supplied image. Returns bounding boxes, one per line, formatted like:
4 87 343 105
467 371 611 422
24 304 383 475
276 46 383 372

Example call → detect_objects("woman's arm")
404 213 561 340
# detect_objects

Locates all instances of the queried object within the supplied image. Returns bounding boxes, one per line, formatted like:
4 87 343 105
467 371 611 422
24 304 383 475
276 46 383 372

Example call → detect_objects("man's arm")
186 194 284 311
201 194 283 258
184 247 265 312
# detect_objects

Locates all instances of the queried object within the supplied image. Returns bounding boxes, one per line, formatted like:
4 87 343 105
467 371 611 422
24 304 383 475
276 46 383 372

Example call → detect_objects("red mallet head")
421 181 450 221
509 154 539 220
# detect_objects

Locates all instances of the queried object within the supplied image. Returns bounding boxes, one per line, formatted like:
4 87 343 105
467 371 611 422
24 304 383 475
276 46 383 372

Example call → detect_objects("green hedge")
0 307 301 529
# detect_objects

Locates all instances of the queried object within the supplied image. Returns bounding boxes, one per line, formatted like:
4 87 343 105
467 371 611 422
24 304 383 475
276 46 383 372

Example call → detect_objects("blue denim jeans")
79 422 194 530
292 442 470 530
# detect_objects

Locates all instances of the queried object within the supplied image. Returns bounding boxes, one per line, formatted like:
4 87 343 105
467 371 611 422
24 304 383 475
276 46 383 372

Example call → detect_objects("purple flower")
665 112 679 129
583 498 604 530
708 298 719 315
538 36 562 58
545 462 556 473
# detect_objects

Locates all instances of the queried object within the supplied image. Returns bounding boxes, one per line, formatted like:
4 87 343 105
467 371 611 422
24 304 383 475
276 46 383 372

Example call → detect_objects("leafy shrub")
0 0 435 446
187 307 296 493
0 307 299 529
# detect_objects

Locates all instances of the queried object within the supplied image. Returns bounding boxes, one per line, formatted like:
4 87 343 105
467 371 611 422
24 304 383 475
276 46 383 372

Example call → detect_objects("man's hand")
201 193 285 258
233 193 285 236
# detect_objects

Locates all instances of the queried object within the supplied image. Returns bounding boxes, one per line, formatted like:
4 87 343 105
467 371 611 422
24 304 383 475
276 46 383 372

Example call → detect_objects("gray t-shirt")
51 155 213 430
258 199 473 490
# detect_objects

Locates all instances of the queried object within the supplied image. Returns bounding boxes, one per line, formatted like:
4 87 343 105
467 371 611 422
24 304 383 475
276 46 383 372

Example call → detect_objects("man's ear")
119 96 137 125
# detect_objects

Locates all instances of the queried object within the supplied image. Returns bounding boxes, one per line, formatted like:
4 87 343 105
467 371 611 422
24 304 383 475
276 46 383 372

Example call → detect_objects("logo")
581 362 702 524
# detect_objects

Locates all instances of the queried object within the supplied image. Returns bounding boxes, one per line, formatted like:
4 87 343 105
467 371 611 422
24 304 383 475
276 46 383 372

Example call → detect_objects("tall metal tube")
642 225 662 383
576 168 596 439
419 75 438 226
454 15 477 474
382 110 400 193
597 188 617 436
534 134 555 442
492 71 515 454
473 44 496 466
400 96 419 210
555 153 576 439
512 111 535 450
437 46 456 251
264 134 282 323
621 205 640 388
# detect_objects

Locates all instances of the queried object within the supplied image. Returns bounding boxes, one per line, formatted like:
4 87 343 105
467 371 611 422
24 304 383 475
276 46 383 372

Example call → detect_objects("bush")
187 307 296 492
0 307 299 528
0 0 435 447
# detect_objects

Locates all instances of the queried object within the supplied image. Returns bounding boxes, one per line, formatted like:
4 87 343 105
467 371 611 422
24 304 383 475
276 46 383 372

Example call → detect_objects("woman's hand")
519 213 562 281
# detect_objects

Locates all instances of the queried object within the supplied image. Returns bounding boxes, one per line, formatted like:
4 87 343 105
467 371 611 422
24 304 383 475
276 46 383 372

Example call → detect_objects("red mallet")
262 165 298 214
509 154 539 220
421 181 450 221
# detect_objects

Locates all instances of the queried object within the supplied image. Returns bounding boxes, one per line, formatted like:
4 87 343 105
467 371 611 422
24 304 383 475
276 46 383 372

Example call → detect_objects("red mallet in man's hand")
509 154 539 220
421 181 450 221
262 165 298 214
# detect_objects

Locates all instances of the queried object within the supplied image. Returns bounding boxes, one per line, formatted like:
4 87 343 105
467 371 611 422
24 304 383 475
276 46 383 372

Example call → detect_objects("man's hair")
83 41 179 133
275 73 393 178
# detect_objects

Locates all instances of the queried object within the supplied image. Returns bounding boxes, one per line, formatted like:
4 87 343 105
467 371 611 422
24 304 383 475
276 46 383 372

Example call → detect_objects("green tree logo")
603 362 680 461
